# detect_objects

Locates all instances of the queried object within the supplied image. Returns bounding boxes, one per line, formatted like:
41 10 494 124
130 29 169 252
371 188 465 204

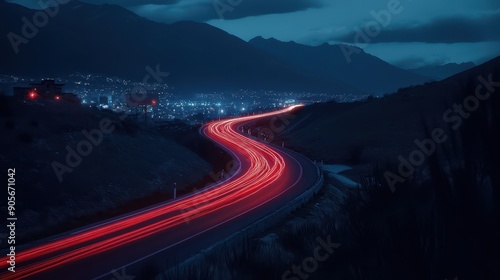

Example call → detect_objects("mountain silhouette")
249 36 430 94
408 62 476 81
0 0 362 94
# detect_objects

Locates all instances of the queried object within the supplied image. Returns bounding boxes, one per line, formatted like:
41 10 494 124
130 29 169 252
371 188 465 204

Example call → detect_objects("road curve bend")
0 105 320 280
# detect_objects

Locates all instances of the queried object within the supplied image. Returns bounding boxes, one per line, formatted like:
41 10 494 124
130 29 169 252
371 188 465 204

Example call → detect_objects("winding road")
0 105 320 279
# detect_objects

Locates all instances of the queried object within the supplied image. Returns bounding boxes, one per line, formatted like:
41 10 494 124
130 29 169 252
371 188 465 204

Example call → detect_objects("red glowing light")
28 91 37 99
55 96 61 100
151 99 157 105
0 105 305 280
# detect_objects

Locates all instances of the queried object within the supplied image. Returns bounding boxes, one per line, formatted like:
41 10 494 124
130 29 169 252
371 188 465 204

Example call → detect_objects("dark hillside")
0 96 211 243
281 56 500 164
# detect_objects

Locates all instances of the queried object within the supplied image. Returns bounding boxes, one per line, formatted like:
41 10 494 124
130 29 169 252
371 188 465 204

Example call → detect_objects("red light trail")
0 105 304 279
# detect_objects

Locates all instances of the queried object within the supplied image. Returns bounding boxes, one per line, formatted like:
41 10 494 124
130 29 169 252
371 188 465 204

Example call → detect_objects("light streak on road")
0 105 304 279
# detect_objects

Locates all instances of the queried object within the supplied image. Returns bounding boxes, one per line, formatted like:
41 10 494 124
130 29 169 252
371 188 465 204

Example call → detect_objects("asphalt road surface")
0 105 320 280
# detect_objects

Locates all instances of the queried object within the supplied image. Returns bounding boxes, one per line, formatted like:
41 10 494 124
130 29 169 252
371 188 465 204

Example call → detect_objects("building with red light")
125 91 159 123
13 79 79 103
125 91 159 107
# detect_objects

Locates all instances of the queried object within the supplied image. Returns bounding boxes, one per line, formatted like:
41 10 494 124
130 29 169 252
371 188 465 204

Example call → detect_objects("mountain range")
248 37 430 94
407 62 476 81
281 55 499 162
1 0 431 95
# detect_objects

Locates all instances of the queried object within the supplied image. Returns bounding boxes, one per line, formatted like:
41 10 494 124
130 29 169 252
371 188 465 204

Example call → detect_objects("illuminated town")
0 74 368 124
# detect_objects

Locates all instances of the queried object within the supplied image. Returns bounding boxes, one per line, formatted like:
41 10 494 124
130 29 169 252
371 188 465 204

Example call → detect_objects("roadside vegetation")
151 59 500 280
0 96 218 244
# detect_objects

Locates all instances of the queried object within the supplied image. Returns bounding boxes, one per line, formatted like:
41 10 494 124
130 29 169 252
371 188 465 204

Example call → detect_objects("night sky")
8 0 500 68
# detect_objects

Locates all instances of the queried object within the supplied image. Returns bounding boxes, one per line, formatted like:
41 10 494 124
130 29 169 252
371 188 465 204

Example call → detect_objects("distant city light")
28 91 37 99
3 73 351 124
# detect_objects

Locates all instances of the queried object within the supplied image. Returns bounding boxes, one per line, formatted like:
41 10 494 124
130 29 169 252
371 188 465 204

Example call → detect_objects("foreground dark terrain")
1 59 498 280
0 97 219 243
162 57 500 279
1 0 499 279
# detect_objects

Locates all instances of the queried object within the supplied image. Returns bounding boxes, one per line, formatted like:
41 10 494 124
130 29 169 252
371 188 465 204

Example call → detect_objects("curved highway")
0 105 320 280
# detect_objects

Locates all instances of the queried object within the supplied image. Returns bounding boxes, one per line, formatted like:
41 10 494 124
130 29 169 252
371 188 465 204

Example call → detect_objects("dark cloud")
9 0 322 21
213 0 322 20
118 1 216 23
80 0 322 22
82 0 180 6
335 11 500 43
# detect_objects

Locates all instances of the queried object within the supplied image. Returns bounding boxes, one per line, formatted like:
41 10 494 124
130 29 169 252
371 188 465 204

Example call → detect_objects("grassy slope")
159 56 500 279
283 56 500 165
0 98 211 242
